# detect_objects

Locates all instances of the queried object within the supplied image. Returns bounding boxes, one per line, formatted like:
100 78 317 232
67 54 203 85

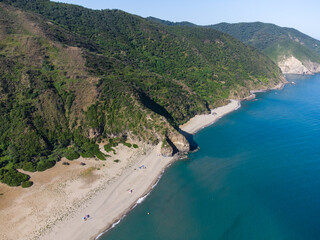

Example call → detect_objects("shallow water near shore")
101 74 320 240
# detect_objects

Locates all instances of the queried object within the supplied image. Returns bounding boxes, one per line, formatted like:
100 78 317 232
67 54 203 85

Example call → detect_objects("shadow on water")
179 129 199 151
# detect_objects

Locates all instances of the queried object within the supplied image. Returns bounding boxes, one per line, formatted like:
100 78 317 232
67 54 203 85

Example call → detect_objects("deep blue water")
101 74 320 240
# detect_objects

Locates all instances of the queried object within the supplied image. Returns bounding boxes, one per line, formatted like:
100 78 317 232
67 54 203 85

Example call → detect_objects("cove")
101 74 320 240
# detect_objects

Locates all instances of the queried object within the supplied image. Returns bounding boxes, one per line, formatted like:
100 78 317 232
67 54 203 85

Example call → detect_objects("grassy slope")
0 1 284 186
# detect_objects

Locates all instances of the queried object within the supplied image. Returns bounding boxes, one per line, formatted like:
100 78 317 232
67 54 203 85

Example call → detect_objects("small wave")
111 219 121 228
95 217 126 239
96 172 165 239
96 232 104 239
152 173 163 189
136 192 150 204
235 102 241 110
134 173 164 206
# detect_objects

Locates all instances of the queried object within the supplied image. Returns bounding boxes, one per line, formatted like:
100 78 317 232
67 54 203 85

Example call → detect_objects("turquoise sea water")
101 74 320 240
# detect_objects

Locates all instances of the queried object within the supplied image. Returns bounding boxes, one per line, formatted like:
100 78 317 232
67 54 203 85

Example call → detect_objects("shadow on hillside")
137 90 199 152
137 91 176 127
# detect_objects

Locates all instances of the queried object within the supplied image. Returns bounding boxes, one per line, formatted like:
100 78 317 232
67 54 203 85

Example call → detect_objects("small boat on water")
291 81 296 85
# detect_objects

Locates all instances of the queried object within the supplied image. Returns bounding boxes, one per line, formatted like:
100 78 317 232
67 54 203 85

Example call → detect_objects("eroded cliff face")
278 56 320 75
168 131 189 153
303 60 320 73
160 140 174 157
160 130 190 157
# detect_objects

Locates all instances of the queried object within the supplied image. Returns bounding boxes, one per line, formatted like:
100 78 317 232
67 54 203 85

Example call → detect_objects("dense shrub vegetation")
21 180 33 188
0 1 284 186
0 168 30 186
211 22 320 63
64 148 80 161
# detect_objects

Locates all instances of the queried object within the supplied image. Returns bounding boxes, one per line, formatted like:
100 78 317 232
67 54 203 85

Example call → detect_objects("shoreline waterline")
37 143 178 240
0 81 286 240
103 75 320 240
93 99 243 240
93 82 286 240
94 161 174 239
49 81 284 240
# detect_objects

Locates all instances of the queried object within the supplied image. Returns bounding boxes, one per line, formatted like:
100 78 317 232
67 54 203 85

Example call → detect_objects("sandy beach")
0 96 269 240
0 143 177 240
39 144 178 240
180 100 240 134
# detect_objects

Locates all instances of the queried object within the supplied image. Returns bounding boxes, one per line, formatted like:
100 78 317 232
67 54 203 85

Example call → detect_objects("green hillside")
211 22 320 73
148 18 320 73
0 1 284 187
146 17 196 27
211 22 320 53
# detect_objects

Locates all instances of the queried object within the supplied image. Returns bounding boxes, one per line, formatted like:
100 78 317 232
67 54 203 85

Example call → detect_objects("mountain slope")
0 1 284 187
4 0 284 101
146 17 196 27
0 3 181 186
211 22 320 74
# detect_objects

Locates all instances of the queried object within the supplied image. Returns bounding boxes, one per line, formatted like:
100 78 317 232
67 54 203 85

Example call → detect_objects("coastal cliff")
278 56 320 75
160 130 190 157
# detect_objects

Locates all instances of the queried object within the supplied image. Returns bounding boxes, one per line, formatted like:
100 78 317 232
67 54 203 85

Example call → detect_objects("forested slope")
211 22 320 74
0 1 284 187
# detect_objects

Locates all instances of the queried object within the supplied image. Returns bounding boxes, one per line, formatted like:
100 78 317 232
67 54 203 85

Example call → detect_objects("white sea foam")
111 219 121 228
235 102 241 110
95 217 125 239
96 171 165 239
136 192 150 204
152 172 163 189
